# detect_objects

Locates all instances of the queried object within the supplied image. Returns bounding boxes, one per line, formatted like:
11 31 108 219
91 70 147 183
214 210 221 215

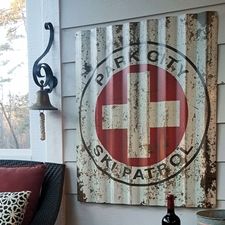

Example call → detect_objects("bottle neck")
167 208 175 214
167 194 175 214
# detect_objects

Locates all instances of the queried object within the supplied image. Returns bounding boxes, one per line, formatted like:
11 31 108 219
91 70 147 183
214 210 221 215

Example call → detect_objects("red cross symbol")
95 64 188 167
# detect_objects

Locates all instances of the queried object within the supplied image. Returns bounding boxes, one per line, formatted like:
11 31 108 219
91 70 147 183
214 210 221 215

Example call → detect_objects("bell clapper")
40 111 46 141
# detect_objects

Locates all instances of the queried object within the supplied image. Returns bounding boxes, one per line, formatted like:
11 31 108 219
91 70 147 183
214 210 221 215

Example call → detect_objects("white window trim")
0 149 32 160
0 2 31 160
0 0 62 163
27 0 63 163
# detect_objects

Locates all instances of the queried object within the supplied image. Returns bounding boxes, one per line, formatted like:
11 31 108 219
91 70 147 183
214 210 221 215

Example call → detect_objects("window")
0 0 30 149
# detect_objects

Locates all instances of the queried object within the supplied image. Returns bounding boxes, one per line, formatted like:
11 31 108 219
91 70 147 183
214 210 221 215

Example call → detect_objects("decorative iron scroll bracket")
32 22 58 93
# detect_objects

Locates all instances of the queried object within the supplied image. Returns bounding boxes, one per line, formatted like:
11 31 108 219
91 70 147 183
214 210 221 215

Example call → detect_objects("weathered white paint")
61 21 225 97
26 0 225 224
63 1 221 221
103 101 180 130
63 162 225 201
75 12 217 206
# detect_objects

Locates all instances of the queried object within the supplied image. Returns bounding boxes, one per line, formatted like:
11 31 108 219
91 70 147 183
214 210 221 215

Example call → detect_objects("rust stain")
81 62 92 78
76 11 218 208
77 168 87 202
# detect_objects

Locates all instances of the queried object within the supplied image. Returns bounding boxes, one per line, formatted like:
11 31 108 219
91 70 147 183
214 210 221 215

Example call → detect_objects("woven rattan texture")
0 160 65 225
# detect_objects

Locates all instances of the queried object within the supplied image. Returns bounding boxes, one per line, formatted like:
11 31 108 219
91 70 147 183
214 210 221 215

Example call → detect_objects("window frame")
27 0 63 163
0 0 31 159
0 0 63 163
0 149 32 160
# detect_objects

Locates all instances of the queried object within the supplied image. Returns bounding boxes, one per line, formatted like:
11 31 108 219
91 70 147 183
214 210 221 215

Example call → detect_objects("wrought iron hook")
32 22 57 93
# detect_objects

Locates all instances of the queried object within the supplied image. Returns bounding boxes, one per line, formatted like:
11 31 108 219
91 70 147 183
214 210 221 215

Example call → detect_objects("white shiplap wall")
60 1 225 225
26 0 225 224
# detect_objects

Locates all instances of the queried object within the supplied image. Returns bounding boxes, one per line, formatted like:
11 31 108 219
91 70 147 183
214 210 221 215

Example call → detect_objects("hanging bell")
30 89 58 111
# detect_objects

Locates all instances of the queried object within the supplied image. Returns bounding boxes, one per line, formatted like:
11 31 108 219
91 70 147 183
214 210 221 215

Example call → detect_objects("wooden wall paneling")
60 0 225 29
217 162 225 200
62 63 76 97
217 85 225 123
63 97 76 129
217 124 225 162
61 29 76 63
65 162 77 194
63 129 76 162
217 200 225 208
218 45 225 84
65 195 199 225
60 1 225 224
61 6 225 65
217 6 225 44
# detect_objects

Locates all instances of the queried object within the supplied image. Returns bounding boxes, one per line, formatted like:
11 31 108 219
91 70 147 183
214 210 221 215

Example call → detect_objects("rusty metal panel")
75 12 218 207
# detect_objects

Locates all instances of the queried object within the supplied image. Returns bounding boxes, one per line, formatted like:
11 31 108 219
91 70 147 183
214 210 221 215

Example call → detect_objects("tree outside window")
0 0 29 149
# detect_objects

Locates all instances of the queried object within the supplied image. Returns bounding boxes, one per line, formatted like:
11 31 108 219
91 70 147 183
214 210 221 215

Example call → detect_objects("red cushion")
0 164 46 225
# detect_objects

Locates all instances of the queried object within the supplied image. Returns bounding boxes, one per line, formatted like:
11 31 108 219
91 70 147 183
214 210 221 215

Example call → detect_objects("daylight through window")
0 0 30 149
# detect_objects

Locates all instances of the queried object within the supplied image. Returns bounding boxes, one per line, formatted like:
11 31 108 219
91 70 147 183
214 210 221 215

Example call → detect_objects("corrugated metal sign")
75 12 218 207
